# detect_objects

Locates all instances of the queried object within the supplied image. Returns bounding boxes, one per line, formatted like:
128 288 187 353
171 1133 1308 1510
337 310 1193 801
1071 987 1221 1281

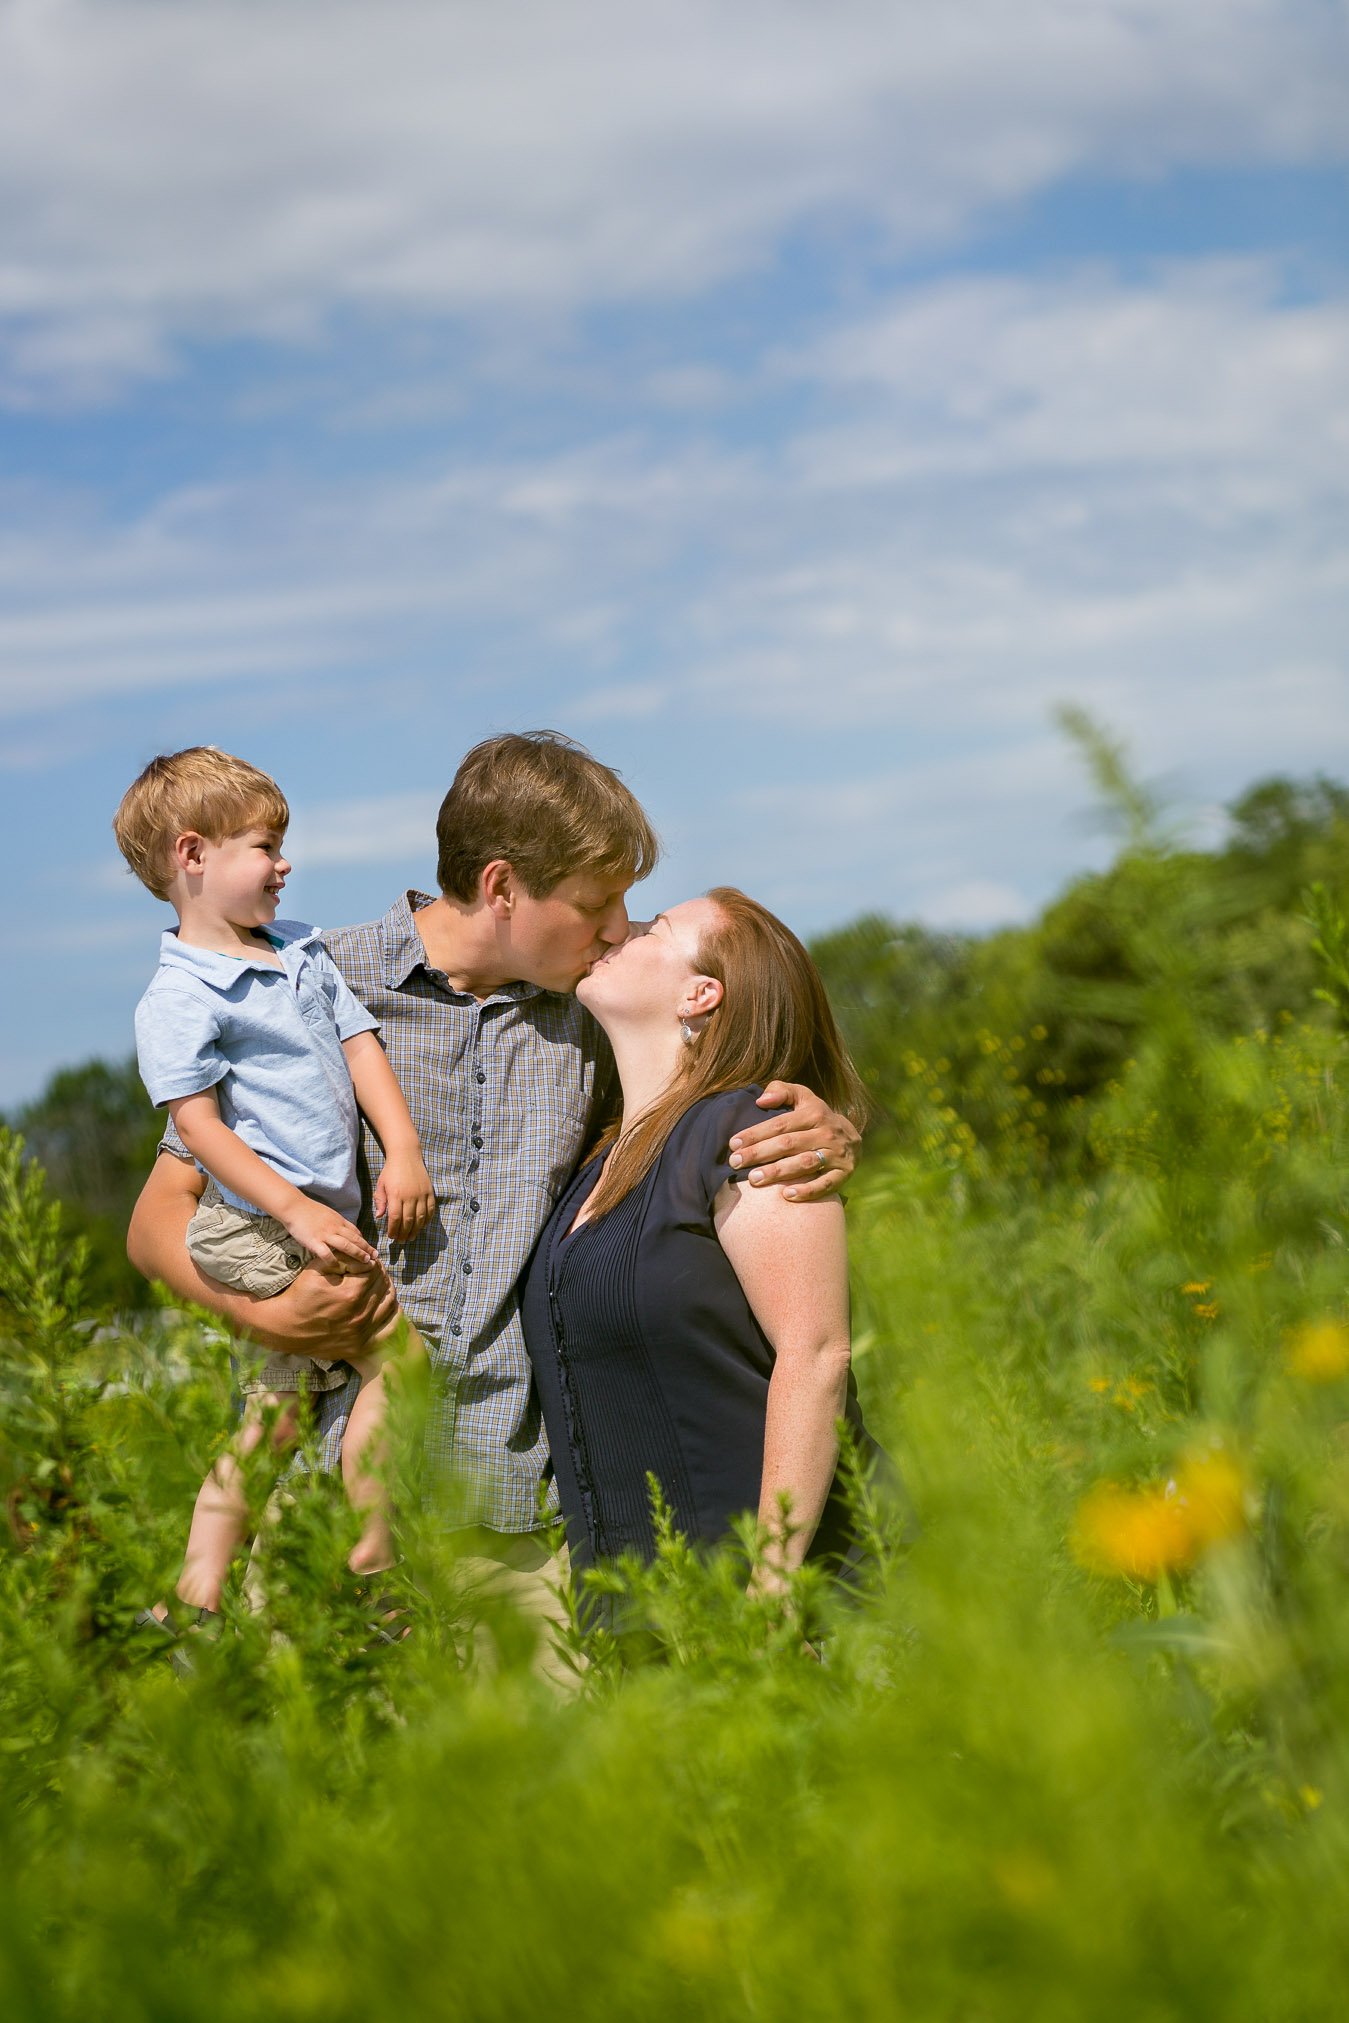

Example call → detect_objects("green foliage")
812 746 1349 1181
2 736 1349 2015
3 913 1349 2014
2 1057 162 1312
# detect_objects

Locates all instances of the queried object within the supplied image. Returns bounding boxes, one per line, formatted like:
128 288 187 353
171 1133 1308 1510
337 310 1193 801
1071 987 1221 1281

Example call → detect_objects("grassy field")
3 758 1348 2019
2 990 1347 2021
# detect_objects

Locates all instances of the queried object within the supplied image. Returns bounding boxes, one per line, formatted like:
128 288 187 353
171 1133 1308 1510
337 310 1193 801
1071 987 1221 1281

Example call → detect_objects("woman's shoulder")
676 1084 771 1135
665 1086 786 1200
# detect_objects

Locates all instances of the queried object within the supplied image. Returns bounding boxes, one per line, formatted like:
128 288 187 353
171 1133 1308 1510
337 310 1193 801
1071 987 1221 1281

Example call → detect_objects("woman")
521 887 885 1588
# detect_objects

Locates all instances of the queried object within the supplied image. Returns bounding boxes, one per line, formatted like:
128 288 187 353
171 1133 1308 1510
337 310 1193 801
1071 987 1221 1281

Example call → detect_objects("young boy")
114 746 433 1643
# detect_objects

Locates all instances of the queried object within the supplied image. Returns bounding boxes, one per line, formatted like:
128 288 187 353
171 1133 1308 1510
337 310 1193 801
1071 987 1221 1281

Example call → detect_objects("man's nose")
599 904 632 946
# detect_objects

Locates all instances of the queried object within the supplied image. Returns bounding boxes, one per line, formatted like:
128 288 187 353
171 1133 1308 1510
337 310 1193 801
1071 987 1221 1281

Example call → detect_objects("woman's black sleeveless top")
520 1087 880 1569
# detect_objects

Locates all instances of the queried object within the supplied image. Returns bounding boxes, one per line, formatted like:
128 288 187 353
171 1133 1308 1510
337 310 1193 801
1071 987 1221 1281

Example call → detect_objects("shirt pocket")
495 1090 591 1207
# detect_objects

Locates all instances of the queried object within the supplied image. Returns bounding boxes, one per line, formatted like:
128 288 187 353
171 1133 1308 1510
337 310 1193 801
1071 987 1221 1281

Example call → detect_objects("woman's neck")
603 1020 684 1137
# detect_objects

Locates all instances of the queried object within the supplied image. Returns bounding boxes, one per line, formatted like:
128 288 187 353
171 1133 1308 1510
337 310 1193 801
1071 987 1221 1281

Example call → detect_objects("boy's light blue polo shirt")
134 919 379 1223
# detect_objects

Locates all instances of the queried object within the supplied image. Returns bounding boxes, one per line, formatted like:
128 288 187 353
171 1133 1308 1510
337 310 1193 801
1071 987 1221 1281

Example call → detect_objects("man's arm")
127 1154 398 1355
727 1082 863 1202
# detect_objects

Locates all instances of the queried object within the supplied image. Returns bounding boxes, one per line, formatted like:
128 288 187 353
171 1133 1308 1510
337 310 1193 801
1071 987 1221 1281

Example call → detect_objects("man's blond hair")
113 747 290 901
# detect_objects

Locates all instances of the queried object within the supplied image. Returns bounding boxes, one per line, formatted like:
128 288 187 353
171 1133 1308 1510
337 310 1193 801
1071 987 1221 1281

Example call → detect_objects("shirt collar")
377 890 547 1005
155 919 318 986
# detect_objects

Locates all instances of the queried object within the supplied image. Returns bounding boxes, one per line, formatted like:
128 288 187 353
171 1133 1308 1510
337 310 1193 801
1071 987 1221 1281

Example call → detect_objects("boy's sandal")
134 1604 224 1676
348 1574 415 1647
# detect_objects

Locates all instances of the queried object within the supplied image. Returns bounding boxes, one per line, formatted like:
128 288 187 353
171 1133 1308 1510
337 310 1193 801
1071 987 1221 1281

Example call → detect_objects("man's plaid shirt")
315 891 615 1531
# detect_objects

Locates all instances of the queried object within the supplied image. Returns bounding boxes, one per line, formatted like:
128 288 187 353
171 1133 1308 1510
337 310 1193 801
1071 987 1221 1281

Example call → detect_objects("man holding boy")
127 731 857 1650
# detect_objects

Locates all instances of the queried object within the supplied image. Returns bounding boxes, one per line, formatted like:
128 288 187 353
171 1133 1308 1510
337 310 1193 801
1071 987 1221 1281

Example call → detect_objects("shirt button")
475 1070 486 1084
467 1158 479 1173
462 1259 473 1275
451 1324 462 1338
470 1198 480 1212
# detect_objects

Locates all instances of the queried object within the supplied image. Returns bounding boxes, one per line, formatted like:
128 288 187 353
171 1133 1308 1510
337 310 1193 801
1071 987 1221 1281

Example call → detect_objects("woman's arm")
713 1180 853 1587
727 1082 862 1202
126 1153 397 1355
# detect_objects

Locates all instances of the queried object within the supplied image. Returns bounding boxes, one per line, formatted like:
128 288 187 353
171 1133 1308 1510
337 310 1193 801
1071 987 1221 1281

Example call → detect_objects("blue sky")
1 0 1346 1106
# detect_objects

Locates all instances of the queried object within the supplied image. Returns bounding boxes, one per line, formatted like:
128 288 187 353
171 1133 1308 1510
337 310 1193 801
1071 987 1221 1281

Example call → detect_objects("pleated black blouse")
520 1086 881 1570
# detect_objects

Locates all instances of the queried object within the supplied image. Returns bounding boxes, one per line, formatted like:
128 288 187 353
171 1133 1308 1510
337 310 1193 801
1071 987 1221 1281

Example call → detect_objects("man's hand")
127 1151 398 1356
727 1081 861 1201
374 1152 436 1244
262 1259 398 1358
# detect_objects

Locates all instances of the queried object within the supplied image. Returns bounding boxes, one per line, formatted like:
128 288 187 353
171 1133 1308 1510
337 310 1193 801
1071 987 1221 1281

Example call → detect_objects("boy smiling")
116 746 433 1640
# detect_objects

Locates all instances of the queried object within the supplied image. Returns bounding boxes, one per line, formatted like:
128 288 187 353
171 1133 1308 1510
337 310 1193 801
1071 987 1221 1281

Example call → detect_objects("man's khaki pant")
450 1527 582 1691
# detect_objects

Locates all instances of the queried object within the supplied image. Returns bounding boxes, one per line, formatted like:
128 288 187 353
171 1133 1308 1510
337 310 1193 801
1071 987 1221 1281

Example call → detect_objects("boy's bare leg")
342 1321 427 1577
173 1394 302 1612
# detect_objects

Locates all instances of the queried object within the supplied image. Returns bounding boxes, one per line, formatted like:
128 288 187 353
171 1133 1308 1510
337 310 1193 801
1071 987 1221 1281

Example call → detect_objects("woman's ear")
680 974 723 1019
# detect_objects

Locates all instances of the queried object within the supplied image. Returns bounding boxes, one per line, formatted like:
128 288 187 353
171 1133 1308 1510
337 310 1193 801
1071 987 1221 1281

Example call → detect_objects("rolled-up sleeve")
135 986 228 1108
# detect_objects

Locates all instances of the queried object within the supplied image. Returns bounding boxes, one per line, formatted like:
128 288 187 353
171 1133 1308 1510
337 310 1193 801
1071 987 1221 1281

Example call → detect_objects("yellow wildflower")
1181 1281 1211 1296
1286 1320 1349 1383
1088 1377 1112 1395
1074 1442 1250 1581
1192 1302 1220 1321
1171 1443 1249 1548
1072 1482 1196 1581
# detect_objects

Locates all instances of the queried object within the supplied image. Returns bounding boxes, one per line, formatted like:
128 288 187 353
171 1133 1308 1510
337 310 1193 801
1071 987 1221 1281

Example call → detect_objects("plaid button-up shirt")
313 892 615 1531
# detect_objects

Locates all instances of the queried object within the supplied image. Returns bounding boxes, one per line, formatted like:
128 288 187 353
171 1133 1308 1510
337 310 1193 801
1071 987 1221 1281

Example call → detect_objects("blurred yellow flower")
1172 1444 1249 1548
1072 1482 1195 1581
1074 1441 1249 1581
1182 1281 1212 1296
1192 1302 1220 1321
1286 1319 1349 1383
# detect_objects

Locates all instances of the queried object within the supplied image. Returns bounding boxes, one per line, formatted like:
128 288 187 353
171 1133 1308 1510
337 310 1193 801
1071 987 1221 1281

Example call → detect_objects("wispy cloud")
288 790 441 871
0 2 1344 402
2 261 1344 794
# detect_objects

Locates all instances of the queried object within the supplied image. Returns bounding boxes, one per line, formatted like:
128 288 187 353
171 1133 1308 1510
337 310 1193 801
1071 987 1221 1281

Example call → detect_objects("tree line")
8 737 1348 1312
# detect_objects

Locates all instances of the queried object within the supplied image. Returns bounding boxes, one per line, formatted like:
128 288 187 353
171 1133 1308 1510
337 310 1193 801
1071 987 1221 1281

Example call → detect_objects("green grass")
2 987 1348 2020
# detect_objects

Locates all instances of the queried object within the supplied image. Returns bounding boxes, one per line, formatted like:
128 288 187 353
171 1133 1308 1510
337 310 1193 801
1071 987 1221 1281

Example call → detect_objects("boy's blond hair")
113 747 290 901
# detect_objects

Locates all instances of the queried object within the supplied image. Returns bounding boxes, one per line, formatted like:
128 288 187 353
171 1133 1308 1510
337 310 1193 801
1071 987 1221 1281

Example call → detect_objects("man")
128 731 859 1667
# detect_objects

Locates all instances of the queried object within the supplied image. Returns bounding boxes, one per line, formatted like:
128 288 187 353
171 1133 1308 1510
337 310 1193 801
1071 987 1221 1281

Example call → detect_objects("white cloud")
0 1 1345 400
922 880 1034 930
784 262 1349 489
1 261 1344 893
288 790 441 870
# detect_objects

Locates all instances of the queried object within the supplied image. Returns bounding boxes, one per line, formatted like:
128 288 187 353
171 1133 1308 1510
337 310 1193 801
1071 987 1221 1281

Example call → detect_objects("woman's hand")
726 1081 861 1200
374 1152 436 1244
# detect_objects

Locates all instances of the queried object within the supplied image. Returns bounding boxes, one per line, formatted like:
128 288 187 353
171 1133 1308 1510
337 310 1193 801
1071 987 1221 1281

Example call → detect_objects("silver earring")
680 1018 697 1045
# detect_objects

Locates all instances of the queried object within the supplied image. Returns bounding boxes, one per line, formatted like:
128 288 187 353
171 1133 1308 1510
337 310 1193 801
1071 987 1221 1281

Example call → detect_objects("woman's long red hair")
581 887 868 1222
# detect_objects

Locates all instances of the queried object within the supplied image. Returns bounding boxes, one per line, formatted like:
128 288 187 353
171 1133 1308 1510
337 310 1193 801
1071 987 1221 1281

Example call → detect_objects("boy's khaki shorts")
186 1183 350 1397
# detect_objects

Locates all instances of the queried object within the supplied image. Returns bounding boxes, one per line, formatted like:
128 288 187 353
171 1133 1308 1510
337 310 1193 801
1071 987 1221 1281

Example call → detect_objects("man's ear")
481 860 517 919
172 831 208 876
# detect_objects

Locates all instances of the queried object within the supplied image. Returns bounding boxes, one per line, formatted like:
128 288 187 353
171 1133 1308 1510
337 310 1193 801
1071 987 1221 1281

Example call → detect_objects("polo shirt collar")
155 921 315 987
377 890 546 1005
